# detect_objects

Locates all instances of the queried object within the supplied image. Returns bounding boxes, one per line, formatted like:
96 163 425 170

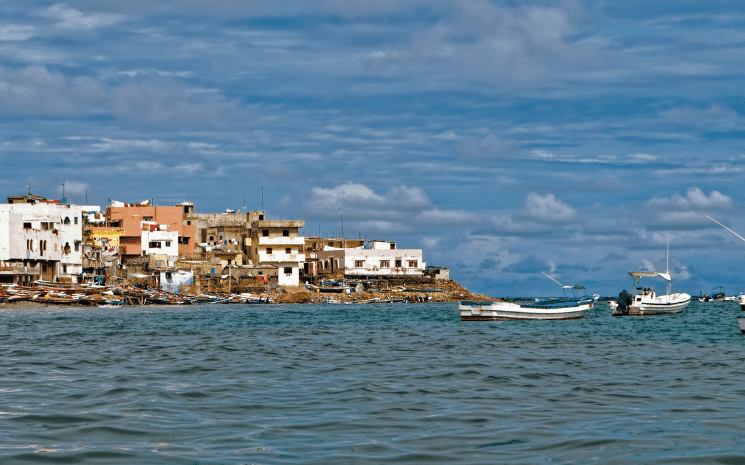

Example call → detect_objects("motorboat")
700 287 727 302
610 271 690 316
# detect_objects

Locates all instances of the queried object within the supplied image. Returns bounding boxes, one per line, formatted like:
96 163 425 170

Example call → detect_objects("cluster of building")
0 194 448 291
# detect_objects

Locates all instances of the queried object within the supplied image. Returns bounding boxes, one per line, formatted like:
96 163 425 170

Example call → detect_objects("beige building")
249 219 305 286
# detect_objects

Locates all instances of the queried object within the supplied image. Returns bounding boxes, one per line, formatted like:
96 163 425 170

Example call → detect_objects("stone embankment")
274 280 494 304
0 280 492 307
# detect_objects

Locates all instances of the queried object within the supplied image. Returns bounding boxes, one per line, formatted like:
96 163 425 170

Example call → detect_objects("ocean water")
1 300 744 464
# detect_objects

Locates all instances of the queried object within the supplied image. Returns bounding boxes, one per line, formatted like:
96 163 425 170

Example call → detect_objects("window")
395 259 402 268
165 241 171 247
258 271 263 276
187 220 192 225
64 217 70 225
143 216 153 221
64 242 71 254
266 247 272 254
262 230 269 237
259 215 264 220
284 267 292 274
149 241 161 248
380 260 390 268
285 248 291 254
23 222 31 229
408 260 418 268
355 260 364 268
74 241 79 252
283 229 289 237
209 235 214 241
74 217 78 225
183 237 189 244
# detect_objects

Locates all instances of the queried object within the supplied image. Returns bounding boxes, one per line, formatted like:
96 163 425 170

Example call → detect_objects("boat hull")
610 294 690 316
459 300 593 321
739 316 745 334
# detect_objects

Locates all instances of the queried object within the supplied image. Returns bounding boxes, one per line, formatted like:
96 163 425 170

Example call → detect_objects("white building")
249 220 305 286
318 240 425 277
0 202 84 283
141 223 179 258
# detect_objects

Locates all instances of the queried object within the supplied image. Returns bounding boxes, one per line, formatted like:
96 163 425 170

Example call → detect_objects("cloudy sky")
3 1 745 297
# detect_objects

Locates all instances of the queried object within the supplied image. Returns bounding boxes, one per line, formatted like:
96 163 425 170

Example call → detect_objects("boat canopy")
628 271 671 281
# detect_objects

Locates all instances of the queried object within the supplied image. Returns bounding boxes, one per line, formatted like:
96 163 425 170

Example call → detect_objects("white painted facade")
0 203 84 282
318 241 425 277
159 269 194 292
141 224 179 258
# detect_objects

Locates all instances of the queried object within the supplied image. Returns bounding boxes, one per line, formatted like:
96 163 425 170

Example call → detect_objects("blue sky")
3 1 745 297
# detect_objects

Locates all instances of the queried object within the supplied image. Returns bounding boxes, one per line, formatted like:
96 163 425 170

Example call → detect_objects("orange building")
106 203 196 259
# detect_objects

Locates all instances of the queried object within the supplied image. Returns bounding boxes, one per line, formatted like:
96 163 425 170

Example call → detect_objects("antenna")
706 215 745 243
665 236 671 300
541 271 563 287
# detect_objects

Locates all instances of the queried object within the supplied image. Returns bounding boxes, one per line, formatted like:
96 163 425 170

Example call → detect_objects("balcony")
258 253 305 263
257 236 305 246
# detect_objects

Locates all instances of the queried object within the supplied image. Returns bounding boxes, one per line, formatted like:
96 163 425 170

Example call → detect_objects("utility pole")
340 207 344 248
260 186 264 211
61 179 65 200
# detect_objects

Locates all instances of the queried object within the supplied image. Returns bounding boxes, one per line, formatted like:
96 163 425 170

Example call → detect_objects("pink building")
106 204 196 259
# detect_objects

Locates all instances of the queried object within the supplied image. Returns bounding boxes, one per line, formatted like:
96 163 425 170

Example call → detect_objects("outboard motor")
616 290 632 315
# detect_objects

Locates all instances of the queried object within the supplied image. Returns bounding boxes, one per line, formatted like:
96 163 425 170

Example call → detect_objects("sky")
3 1 745 297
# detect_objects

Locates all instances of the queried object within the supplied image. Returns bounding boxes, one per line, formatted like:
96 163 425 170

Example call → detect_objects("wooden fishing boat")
459 294 597 321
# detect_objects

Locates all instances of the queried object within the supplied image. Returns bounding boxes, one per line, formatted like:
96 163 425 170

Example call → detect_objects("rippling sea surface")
1 300 745 464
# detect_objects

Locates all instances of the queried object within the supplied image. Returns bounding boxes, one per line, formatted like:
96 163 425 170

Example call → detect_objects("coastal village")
0 193 488 305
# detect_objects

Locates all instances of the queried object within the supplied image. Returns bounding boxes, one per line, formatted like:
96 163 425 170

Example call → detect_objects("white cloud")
0 25 35 41
414 208 479 224
110 78 242 126
307 183 431 215
659 105 745 131
646 187 732 211
43 3 125 30
521 193 578 223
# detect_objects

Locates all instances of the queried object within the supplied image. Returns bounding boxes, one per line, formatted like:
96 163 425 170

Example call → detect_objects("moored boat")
459 294 598 321
609 271 690 316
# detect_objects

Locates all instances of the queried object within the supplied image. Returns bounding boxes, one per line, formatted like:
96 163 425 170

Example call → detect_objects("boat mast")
666 237 671 301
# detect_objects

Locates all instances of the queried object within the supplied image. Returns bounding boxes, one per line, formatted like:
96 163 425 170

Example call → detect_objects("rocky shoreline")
0 280 495 308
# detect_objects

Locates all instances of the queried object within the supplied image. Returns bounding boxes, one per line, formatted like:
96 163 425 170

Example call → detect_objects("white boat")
609 271 690 316
739 293 745 312
459 292 598 321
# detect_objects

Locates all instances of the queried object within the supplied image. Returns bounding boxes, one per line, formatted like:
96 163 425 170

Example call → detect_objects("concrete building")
106 203 196 260
249 219 305 286
0 200 84 283
141 223 179 259
317 240 425 278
